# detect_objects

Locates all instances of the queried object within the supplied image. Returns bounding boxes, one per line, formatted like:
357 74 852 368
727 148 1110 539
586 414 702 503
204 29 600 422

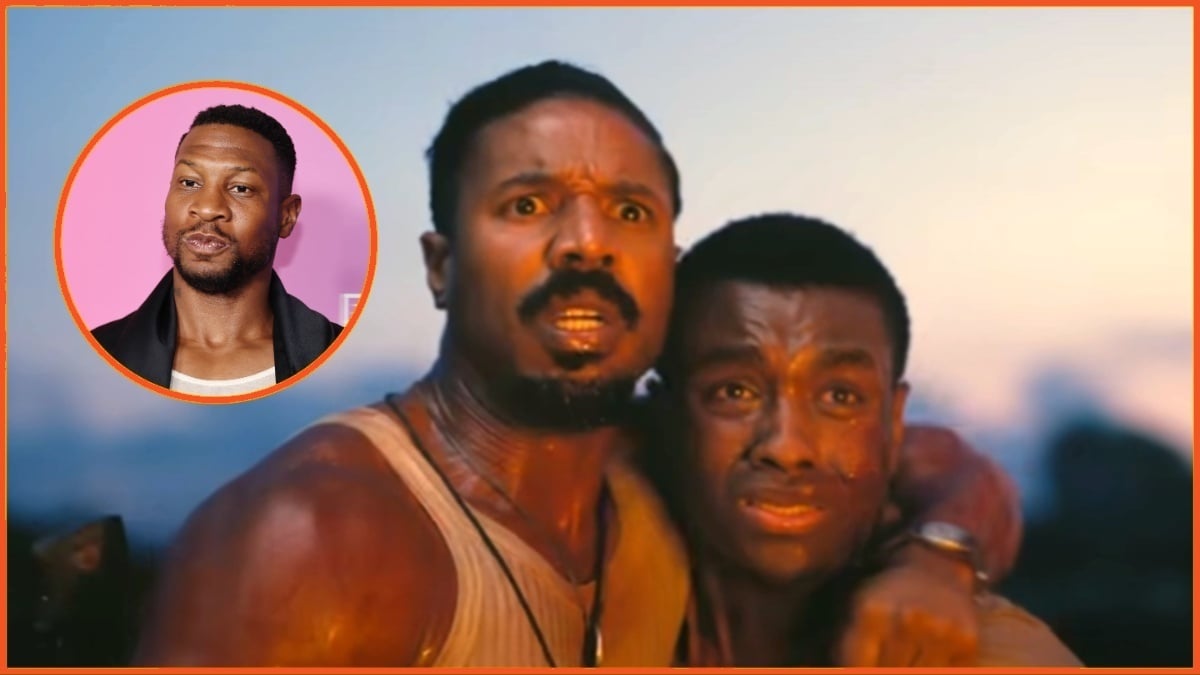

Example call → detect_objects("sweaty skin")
135 100 1021 666
136 97 673 666
669 282 1027 667
134 406 455 665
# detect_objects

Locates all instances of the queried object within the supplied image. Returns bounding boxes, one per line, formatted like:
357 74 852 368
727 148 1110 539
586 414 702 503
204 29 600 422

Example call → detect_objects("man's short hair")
658 212 911 383
182 104 297 195
425 60 683 238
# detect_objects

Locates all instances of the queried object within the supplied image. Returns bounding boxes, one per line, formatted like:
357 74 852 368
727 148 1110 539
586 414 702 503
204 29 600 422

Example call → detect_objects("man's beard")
165 223 275 295
496 374 638 432
488 266 643 430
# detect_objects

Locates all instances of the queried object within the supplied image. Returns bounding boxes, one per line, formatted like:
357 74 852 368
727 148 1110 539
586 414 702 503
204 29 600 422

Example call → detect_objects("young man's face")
424 97 676 422
671 281 908 585
162 123 299 295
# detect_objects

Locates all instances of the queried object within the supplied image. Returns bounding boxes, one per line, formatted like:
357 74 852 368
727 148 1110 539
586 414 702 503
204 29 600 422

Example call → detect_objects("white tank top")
169 367 276 396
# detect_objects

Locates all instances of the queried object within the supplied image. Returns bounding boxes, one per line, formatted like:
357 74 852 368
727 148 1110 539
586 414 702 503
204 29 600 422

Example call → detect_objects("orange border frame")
2 1 1197 5
52 79 379 406
5 3 1198 674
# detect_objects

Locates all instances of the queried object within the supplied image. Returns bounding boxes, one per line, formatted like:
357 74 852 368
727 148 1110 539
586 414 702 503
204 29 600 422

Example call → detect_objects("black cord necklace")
385 393 608 667
422 381 607 622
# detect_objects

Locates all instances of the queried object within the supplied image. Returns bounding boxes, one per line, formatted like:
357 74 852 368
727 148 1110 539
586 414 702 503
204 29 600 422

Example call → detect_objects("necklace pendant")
584 624 603 666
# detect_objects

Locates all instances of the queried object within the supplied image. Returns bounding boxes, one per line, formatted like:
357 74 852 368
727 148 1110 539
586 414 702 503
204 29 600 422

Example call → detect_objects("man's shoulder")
282 290 343 333
88 274 175 387
270 277 346 379
89 309 139 351
274 278 344 337
975 594 1082 666
139 404 457 665
182 405 439 558
229 405 423 523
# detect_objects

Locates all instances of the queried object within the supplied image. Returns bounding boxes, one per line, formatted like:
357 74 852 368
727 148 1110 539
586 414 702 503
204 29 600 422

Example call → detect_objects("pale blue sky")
6 8 1192 540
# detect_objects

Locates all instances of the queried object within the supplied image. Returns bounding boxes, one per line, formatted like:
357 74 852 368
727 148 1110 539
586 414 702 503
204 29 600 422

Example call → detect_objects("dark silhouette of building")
1000 418 1193 666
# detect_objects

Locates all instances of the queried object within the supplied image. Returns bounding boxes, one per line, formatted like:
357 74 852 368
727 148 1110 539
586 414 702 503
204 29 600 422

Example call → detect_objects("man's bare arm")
835 425 1023 666
134 425 455 666
890 424 1022 581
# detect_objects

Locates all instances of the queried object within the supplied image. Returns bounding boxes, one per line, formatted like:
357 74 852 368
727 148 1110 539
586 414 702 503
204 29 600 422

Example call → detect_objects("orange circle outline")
54 79 379 406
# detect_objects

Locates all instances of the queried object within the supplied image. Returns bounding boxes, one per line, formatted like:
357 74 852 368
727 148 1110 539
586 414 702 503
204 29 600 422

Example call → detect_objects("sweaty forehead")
460 97 671 197
680 281 893 365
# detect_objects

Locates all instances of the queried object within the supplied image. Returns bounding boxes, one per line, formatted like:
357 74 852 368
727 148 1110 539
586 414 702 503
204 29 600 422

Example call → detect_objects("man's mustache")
177 221 235 244
517 269 641 328
163 219 237 256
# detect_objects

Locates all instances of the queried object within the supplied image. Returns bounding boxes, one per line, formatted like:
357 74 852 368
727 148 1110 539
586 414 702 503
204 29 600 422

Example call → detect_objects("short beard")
166 227 276 296
496 375 637 432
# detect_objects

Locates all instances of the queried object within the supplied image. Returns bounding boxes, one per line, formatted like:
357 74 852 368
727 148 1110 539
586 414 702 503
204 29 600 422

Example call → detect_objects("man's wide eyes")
819 386 865 408
616 201 650 223
714 383 757 401
508 195 549 216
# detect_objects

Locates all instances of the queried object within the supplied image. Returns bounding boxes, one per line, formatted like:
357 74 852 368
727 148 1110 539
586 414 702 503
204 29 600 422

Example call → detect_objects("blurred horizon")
3 2 1190 557
6 343 1190 547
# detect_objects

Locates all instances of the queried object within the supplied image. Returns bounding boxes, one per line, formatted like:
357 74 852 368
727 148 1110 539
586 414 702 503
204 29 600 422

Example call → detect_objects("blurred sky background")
6 8 1193 548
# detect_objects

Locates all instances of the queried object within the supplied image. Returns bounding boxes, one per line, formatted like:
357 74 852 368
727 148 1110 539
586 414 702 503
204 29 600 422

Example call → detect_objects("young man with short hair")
651 213 1081 666
92 105 341 396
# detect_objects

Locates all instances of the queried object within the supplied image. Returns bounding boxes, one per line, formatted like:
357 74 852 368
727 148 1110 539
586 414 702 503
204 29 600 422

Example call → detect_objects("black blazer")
91 270 343 388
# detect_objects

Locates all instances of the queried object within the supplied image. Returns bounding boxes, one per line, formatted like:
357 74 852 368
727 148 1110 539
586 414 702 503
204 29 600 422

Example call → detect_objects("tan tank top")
318 407 689 667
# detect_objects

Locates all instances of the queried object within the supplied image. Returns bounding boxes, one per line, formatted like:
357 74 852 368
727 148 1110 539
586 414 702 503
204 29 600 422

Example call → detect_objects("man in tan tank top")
136 62 1026 666
649 214 1081 666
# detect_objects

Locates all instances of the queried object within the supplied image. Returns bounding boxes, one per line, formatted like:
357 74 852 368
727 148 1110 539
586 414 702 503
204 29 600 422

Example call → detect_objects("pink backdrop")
60 85 373 329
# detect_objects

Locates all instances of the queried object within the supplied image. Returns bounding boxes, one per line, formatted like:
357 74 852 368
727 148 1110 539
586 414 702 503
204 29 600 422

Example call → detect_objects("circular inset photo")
56 81 376 403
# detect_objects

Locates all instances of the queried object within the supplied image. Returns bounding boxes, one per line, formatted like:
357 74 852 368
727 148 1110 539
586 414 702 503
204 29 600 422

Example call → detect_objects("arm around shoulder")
892 425 1023 581
133 423 456 666
975 595 1083 667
